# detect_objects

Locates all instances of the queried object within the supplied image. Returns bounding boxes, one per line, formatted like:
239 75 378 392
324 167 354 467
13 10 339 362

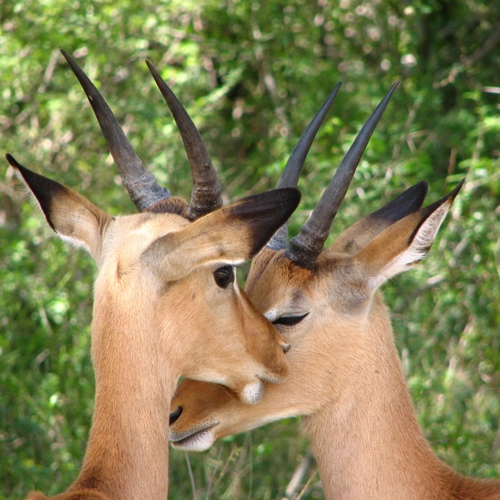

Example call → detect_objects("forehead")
247 249 361 307
247 251 313 299
106 211 189 251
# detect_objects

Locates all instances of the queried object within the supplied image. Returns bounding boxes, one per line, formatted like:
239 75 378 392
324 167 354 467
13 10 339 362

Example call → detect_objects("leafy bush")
1 0 499 497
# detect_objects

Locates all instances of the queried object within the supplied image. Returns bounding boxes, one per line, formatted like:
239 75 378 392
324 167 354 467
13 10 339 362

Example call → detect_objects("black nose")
169 406 183 425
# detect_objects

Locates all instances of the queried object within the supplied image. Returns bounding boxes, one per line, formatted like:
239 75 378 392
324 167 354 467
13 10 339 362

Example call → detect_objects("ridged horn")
286 82 399 269
146 61 222 220
267 83 342 250
61 50 171 212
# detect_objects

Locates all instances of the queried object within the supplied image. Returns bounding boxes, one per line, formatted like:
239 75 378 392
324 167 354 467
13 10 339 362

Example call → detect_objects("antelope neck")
68 286 176 500
303 301 449 500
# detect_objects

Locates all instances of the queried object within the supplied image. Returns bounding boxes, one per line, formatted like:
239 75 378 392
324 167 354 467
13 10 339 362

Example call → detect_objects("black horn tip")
61 50 80 72
278 82 342 190
145 60 159 80
60 50 99 101
380 82 400 106
146 60 175 99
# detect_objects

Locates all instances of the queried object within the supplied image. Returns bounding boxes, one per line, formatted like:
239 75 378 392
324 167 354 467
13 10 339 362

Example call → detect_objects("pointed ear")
8 154 112 258
330 181 428 254
355 181 463 290
143 188 301 280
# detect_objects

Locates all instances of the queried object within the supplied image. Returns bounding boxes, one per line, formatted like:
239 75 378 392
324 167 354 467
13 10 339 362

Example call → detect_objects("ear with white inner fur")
330 180 429 255
356 180 463 291
143 188 301 281
7 154 112 259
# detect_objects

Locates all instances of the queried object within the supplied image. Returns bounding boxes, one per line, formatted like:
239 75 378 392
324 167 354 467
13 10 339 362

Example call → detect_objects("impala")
169 87 500 499
12 51 301 500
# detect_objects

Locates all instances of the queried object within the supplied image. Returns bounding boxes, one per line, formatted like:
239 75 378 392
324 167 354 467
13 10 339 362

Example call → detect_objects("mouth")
169 423 219 452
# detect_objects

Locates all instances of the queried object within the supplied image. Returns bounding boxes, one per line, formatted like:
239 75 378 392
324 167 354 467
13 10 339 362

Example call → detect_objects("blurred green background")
1 0 499 498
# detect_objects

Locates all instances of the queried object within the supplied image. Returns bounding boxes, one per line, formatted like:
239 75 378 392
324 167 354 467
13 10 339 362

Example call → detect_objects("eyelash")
272 313 308 326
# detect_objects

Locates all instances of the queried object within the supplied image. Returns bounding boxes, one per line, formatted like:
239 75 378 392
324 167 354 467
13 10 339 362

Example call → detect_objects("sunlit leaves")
1 0 499 497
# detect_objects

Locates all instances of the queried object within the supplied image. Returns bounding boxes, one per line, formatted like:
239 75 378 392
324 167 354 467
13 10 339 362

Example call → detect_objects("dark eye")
272 313 308 326
214 265 234 289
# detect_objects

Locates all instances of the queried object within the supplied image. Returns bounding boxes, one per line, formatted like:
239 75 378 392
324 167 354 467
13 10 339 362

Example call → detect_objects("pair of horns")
64 48 396 264
267 81 399 269
61 50 221 220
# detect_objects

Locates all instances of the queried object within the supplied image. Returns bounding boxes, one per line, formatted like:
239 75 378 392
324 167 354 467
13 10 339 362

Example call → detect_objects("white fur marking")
369 203 450 290
241 380 264 405
264 309 279 322
173 429 215 452
57 232 91 253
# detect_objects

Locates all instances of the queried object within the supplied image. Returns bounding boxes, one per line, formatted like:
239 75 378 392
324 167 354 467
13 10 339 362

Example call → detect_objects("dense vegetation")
1 0 499 498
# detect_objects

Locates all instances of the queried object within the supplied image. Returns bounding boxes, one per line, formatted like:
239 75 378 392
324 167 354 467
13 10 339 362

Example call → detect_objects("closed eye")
272 313 308 326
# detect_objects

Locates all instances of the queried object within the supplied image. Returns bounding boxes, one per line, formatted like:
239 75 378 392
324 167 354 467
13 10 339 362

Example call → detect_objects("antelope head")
14 51 301 500
168 84 463 455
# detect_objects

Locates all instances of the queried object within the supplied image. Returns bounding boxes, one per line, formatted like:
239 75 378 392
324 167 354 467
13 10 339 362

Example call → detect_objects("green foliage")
1 0 499 498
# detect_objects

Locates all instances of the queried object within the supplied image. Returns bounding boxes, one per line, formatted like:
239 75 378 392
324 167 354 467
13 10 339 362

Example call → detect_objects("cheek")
205 283 241 313
275 323 310 350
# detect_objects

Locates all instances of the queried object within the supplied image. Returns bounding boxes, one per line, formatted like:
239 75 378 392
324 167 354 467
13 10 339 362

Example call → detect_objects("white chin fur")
241 380 264 405
173 429 215 452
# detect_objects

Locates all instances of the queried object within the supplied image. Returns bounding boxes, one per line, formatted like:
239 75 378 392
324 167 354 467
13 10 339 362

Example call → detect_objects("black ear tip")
284 186 301 199
450 178 465 199
413 180 429 197
290 187 301 206
275 187 301 213
6 153 20 169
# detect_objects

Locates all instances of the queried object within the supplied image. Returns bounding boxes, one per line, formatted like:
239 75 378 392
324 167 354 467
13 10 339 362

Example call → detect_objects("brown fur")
28 490 109 500
171 186 500 499
147 196 188 216
12 159 299 500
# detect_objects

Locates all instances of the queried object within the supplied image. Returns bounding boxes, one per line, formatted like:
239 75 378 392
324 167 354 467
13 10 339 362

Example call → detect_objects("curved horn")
146 61 222 220
61 50 170 212
286 82 399 269
267 83 342 250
